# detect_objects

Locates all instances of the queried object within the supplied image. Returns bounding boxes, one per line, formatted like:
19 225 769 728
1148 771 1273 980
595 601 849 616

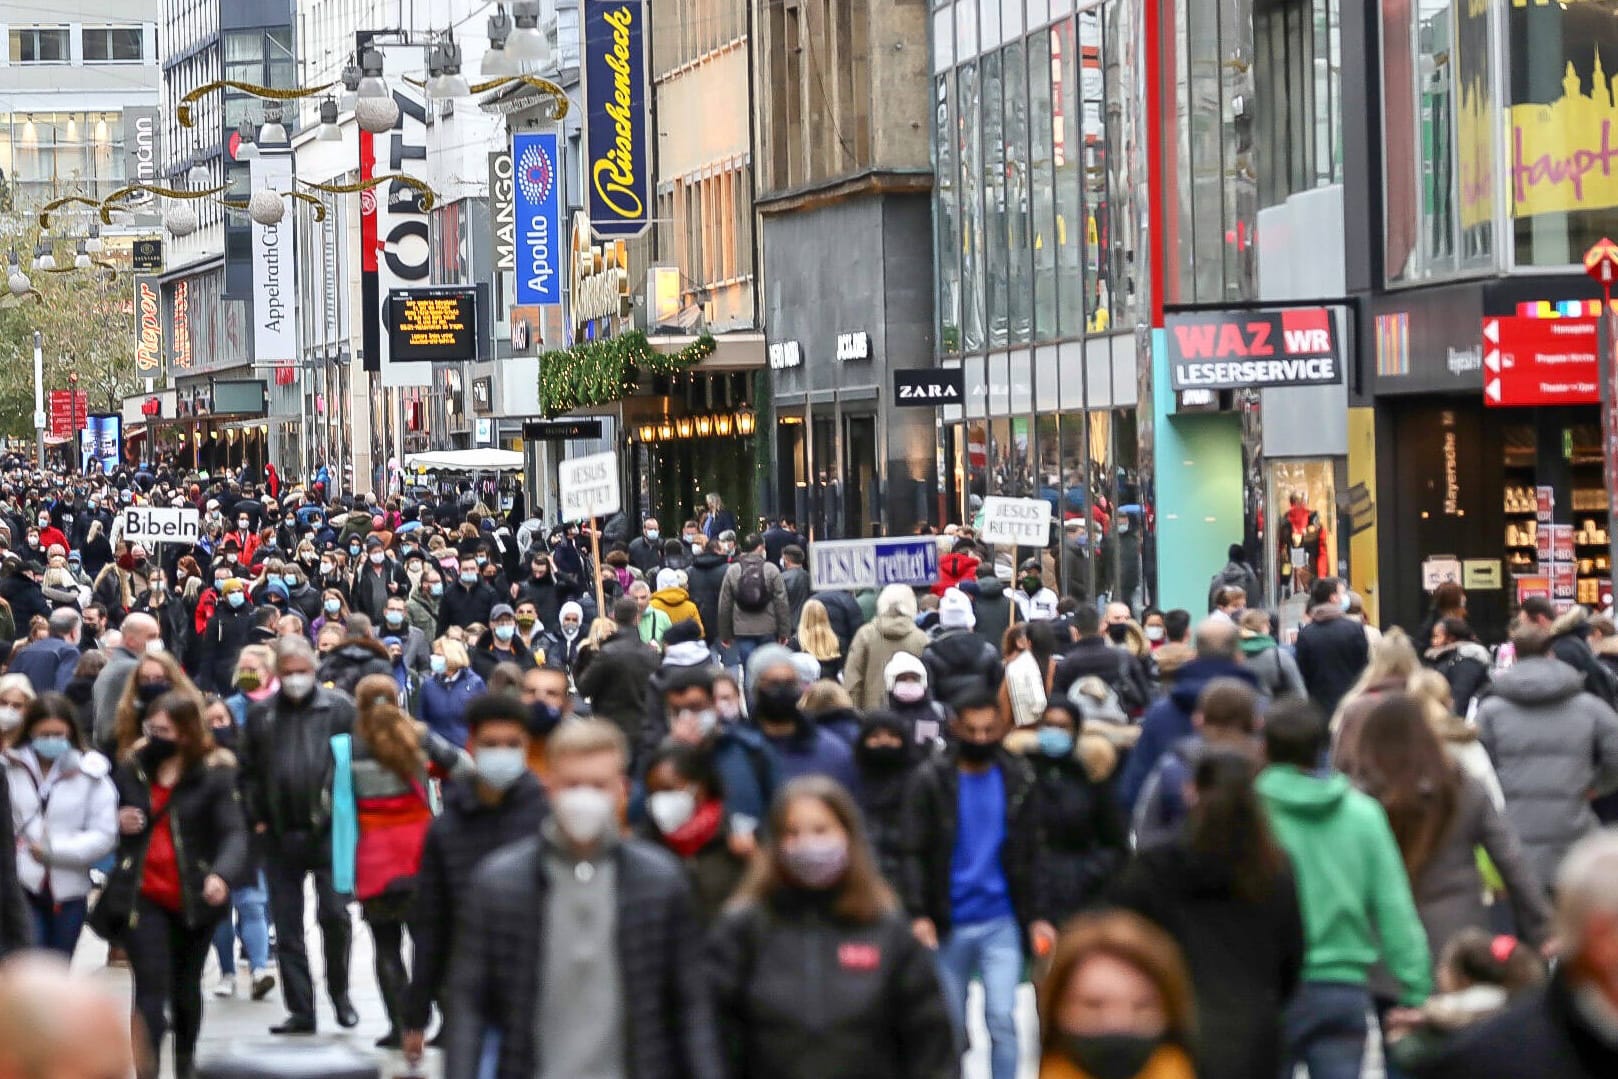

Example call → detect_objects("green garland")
537 330 717 416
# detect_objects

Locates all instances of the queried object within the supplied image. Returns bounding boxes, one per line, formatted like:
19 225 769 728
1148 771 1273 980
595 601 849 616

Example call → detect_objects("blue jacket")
1117 657 1258 810
10 637 81 696
419 670 486 747
762 717 859 793
709 724 782 825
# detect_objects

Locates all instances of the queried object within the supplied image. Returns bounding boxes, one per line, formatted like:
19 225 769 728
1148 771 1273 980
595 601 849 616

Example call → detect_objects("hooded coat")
969 575 1021 653
852 713 919 887
845 611 930 713
1239 632 1307 701
1425 639 1492 717
1475 656 1618 888
685 551 731 644
921 626 1004 708
649 586 704 636
316 637 394 697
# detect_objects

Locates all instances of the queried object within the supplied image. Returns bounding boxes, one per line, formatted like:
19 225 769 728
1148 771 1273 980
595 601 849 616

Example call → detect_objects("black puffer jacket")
921 627 1003 709
853 712 921 888
403 771 547 1030
706 894 957 1079
686 552 731 644
900 748 1044 945
317 637 394 696
969 576 1021 654
238 687 356 843
1427 641 1492 718
1020 742 1127 922
197 602 256 693
103 744 251 933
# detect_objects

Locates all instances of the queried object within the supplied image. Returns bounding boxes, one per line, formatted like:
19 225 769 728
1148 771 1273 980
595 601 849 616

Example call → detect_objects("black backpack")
735 559 770 612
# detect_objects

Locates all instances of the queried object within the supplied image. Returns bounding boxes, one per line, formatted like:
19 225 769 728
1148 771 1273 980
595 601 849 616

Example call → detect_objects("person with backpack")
921 589 1005 710
716 532 791 673
1050 604 1154 716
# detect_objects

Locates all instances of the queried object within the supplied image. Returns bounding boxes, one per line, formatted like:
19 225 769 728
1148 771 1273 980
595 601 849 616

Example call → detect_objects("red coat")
38 526 69 552
933 551 981 596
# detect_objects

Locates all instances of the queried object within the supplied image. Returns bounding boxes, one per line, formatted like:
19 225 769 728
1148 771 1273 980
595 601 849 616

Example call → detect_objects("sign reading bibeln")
978 496 1053 547
121 506 201 546
558 451 622 522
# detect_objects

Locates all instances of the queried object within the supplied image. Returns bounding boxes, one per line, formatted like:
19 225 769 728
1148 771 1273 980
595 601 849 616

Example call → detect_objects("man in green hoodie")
1256 698 1431 1079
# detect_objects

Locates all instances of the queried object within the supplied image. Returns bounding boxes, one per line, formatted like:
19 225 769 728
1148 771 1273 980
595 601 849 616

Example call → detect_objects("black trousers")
125 897 214 1079
364 894 411 1035
262 843 352 1023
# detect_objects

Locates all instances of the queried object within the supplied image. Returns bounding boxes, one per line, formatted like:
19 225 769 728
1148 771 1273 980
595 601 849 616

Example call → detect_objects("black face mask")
137 682 171 704
1106 623 1131 644
753 682 801 723
211 724 238 751
858 742 909 770
957 738 998 764
1057 1033 1164 1079
527 701 563 738
142 735 179 763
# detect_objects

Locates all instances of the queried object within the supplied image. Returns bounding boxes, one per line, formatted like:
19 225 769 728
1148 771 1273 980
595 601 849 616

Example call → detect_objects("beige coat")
844 611 930 712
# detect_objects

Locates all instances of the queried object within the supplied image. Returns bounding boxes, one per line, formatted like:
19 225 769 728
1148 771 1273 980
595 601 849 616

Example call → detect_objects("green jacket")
638 606 671 645
1256 765 1432 1004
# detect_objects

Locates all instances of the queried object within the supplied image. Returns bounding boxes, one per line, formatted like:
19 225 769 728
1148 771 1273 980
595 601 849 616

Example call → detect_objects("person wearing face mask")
637 742 745 926
101 690 249 1079
401 693 547 1061
853 711 920 886
1034 912 1199 1079
516 553 576 635
626 517 665 577
707 776 955 1079
279 565 321 626
442 719 721 1079
883 653 950 745
1013 559 1061 622
196 578 257 695
236 636 359 1035
420 639 485 748
33 512 68 554
745 645 857 792
346 675 472 1048
436 556 497 638
408 570 445 640
350 536 406 624
552 600 587 676
378 595 431 676
2 694 117 958
657 665 778 853
471 604 539 683
1140 609 1169 651
90 613 161 754
901 690 1051 1079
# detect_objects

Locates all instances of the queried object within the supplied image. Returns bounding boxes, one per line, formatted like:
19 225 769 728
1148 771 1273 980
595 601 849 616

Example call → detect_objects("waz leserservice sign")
513 133 562 305
1165 307 1343 392
584 0 650 237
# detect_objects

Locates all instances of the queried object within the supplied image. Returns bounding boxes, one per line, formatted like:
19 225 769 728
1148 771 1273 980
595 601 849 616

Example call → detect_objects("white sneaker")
212 975 237 998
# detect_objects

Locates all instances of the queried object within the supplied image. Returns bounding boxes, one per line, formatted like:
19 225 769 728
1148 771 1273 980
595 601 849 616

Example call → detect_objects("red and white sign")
47 390 87 440
1482 316 1599 406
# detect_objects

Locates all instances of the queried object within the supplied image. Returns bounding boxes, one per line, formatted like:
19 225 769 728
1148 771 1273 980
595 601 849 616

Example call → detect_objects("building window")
83 26 146 62
9 26 70 64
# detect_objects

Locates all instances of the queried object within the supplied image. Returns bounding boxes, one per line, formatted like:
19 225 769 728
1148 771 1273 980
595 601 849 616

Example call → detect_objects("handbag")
329 733 358 895
86 795 172 942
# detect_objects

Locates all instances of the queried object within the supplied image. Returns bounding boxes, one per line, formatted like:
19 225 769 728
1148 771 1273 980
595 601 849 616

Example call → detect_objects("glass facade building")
931 0 1151 605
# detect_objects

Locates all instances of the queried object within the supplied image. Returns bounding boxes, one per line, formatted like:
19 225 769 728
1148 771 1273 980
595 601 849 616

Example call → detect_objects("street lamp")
34 243 55 272
257 103 288 147
354 49 400 133
506 0 550 67
8 250 31 296
84 225 102 255
237 121 260 160
483 6 515 77
187 152 211 189
316 97 342 141
427 37 471 98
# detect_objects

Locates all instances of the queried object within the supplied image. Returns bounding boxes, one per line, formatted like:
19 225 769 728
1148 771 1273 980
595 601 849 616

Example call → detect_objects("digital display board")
388 288 479 362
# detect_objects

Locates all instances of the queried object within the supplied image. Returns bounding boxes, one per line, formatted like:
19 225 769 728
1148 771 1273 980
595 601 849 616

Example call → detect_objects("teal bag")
330 733 358 895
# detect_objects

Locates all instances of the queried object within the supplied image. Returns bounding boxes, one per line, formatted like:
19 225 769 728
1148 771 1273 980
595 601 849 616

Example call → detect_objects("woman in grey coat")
1346 693 1551 964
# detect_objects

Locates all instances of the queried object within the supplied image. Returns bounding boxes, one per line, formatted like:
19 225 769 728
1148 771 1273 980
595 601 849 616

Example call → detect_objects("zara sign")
893 367 965 406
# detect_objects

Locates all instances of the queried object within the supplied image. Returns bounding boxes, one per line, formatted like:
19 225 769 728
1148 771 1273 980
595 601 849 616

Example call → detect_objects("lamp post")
32 329 44 465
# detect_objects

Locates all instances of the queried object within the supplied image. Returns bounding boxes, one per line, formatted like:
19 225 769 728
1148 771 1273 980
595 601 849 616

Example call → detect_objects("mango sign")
979 496 1053 547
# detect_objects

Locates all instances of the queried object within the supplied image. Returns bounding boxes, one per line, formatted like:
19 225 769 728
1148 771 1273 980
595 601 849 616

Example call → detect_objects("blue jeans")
211 875 272 975
935 915 1021 1079
27 893 87 959
734 635 775 680
1281 982 1371 1079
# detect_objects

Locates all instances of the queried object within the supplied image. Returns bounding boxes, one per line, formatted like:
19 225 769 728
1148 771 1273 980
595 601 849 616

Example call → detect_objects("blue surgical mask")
1339 593 1352 613
460 571 478 585
474 746 527 791
228 592 246 608
430 583 444 597
324 599 341 614
31 734 72 762
476 555 488 566
385 611 405 626
494 624 515 642
1037 727 1075 758
430 654 448 675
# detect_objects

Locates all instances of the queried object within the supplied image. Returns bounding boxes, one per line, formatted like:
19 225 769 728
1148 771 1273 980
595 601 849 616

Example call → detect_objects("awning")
648 332 766 371
405 448 525 472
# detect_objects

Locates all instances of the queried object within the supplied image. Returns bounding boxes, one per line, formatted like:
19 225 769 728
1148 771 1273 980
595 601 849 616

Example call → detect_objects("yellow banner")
1512 57 1618 218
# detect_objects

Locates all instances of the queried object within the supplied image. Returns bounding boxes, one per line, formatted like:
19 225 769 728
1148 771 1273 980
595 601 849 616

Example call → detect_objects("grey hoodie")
1475 656 1618 888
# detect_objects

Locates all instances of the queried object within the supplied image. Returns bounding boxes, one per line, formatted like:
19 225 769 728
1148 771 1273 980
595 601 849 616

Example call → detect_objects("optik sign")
512 133 562 305
584 0 650 237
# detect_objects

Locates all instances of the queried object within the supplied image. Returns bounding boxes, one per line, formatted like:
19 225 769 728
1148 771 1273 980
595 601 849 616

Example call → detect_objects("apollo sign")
512 133 561 305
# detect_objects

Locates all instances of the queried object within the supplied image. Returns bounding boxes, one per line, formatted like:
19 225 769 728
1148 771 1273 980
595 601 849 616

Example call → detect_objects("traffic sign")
1481 316 1599 407
1585 238 1618 285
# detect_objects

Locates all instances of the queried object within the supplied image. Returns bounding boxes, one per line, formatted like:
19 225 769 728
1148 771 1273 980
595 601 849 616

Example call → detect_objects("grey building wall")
763 190 936 535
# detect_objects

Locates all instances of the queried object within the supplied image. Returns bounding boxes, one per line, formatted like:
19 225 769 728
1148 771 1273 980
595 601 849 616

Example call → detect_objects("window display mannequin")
1280 491 1331 594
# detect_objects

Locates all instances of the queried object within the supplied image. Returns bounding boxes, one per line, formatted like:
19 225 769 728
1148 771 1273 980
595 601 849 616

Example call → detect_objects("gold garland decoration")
177 80 336 128
38 195 101 231
299 174 437 211
100 183 228 224
468 74 571 119
289 190 328 222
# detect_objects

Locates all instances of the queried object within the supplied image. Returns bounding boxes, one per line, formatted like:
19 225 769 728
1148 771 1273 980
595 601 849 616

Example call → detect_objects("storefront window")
1455 0 1493 269
959 61 986 352
1269 459 1341 640
982 49 1008 347
1510 0 1618 266
1030 32 1057 341
1080 8 1110 326
936 75 962 353
1004 40 1034 344
1053 21 1085 338
1059 409 1095 601
1255 0 1343 210
1418 0 1457 275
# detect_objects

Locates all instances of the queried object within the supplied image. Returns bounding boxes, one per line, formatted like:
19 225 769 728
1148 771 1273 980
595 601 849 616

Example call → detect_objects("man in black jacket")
576 598 661 745
238 636 357 1035
402 695 547 1063
443 720 720 1079
1293 577 1369 717
438 554 498 634
1051 604 1154 714
901 691 1049 1079
921 589 1004 709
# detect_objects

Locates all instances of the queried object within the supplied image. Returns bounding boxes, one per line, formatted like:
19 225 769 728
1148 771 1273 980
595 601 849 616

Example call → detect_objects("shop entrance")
844 414 878 538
